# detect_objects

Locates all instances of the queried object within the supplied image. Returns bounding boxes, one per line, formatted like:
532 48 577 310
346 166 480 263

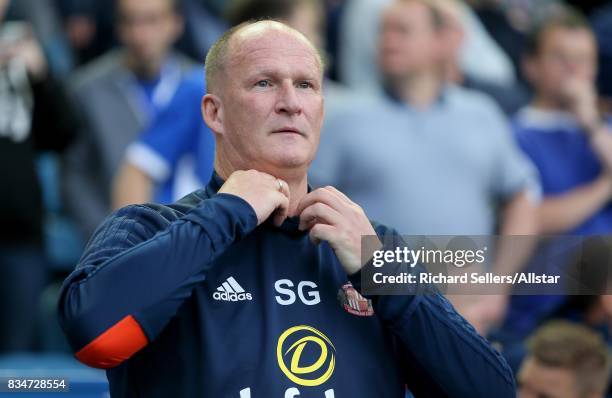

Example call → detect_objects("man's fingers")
219 170 293 226
271 177 290 226
255 172 289 226
309 223 336 245
298 202 342 230
272 191 290 226
296 190 323 215
296 187 345 216
323 185 352 205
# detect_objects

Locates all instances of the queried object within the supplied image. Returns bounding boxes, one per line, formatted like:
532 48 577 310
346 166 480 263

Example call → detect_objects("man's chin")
267 153 312 171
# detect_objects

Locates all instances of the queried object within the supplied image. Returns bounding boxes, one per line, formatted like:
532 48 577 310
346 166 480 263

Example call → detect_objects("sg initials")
274 279 321 306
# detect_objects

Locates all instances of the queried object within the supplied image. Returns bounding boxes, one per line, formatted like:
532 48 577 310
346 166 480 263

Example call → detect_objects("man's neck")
392 70 444 109
214 158 309 217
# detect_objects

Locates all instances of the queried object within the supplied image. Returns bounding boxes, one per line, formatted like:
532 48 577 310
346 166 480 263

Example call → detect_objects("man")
513 7 612 235
62 0 193 239
58 21 515 397
311 0 537 236
517 321 610 398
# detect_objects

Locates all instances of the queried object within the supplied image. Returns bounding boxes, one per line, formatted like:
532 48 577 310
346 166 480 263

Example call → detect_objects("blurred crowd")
1 0 612 396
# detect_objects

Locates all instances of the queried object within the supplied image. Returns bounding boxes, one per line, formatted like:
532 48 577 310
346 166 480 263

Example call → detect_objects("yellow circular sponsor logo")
276 325 336 387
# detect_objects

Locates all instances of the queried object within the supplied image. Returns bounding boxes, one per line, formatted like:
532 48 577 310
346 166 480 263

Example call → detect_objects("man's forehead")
227 24 321 72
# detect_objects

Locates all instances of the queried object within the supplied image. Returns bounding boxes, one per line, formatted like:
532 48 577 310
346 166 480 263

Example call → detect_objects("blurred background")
1 0 612 396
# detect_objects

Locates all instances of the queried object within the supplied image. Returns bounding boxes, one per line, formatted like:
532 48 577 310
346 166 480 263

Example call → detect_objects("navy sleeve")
58 194 258 366
348 228 516 397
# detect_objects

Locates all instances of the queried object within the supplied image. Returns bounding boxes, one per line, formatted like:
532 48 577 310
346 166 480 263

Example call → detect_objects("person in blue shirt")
502 5 612 350
513 6 612 236
59 20 515 397
113 70 215 207
62 0 195 240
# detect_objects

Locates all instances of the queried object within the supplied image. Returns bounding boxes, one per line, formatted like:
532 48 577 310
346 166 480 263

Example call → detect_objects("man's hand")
218 170 289 226
561 78 612 173
296 186 378 275
561 78 600 131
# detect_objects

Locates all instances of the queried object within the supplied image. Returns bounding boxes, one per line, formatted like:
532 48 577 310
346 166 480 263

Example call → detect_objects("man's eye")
298 82 313 89
256 80 270 87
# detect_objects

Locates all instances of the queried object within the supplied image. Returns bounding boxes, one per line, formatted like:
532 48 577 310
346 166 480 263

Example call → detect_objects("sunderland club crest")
337 283 374 317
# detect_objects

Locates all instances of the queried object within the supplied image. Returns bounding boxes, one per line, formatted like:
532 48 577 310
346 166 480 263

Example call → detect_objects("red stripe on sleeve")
75 315 148 369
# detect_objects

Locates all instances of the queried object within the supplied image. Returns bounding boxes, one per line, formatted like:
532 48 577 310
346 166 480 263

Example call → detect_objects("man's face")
517 358 583 398
379 1 444 79
216 29 324 175
525 26 597 103
117 0 182 66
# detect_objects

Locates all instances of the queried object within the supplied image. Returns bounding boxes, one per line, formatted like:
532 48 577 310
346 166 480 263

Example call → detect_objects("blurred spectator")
311 0 538 334
337 0 517 94
62 0 195 240
434 0 529 115
0 0 78 351
517 320 610 398
514 6 612 235
312 0 537 236
112 70 214 207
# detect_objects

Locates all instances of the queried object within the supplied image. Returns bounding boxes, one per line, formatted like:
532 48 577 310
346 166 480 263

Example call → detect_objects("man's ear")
202 94 224 135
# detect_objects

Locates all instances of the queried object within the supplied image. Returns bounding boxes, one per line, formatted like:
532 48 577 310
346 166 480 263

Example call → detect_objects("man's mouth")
272 127 303 135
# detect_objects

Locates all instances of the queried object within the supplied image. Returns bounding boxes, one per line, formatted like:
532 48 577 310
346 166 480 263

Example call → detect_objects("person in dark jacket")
58 20 516 397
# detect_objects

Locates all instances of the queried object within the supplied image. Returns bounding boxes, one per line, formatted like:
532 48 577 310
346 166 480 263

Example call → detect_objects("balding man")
59 21 515 397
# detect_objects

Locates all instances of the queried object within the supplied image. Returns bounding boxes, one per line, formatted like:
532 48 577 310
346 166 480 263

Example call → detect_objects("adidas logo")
213 276 253 302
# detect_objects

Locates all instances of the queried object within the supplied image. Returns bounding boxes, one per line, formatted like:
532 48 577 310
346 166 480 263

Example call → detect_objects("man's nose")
275 82 303 116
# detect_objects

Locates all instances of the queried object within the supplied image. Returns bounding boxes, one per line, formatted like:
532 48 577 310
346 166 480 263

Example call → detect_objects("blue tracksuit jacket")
58 173 515 397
